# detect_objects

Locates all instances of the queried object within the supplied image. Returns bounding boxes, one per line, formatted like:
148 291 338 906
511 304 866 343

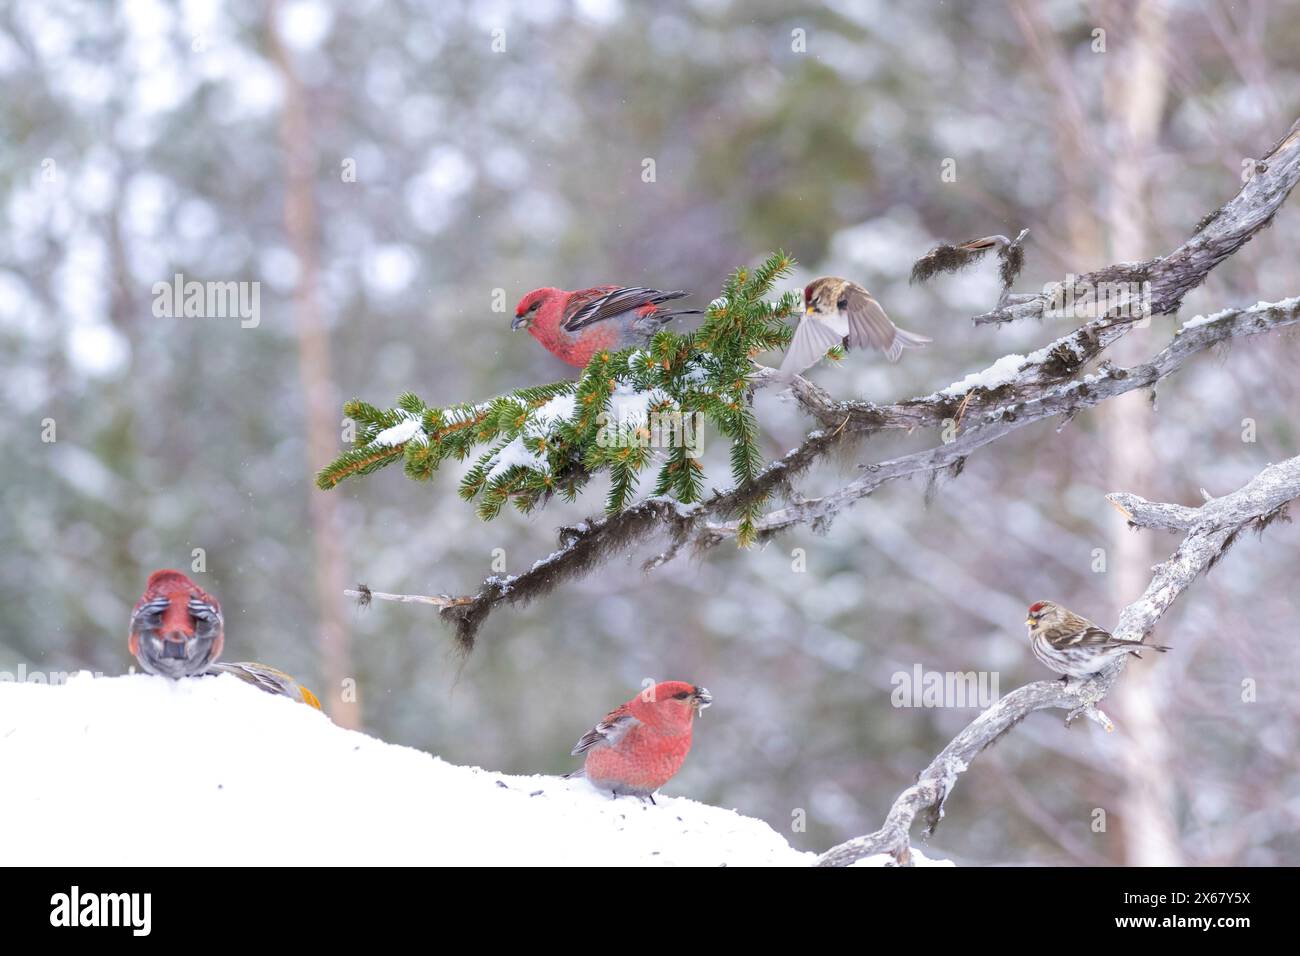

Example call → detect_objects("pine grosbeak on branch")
565 680 712 803
129 569 321 708
513 286 701 367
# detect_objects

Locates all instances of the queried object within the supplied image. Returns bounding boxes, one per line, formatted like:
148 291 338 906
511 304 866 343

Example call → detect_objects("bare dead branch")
816 453 1300 867
971 115 1300 326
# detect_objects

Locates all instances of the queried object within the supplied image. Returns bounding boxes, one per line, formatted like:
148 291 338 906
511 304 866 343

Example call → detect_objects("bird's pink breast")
584 724 693 791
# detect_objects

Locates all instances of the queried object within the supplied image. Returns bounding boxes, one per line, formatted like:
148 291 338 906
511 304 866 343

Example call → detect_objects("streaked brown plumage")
778 276 930 378
1025 600 1170 680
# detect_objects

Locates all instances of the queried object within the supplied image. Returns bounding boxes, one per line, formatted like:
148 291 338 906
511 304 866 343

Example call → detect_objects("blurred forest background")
2 0 1298 865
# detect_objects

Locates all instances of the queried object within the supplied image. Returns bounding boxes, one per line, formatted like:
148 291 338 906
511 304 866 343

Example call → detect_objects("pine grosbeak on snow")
565 681 712 802
129 569 224 678
129 569 321 708
513 286 701 367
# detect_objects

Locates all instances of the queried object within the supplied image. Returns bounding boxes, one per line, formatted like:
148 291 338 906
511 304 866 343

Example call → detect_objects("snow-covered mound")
0 673 814 866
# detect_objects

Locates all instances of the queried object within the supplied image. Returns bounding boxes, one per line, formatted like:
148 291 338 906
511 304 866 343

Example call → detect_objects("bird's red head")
1026 600 1056 629
129 569 224 679
512 287 562 330
630 680 713 729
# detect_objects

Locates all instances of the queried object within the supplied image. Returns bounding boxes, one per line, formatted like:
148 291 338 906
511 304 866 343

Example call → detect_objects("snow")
1176 297 1299 333
485 434 547 479
851 847 955 867
937 353 1028 397
1178 304 1239 331
0 673 818 866
371 414 424 447
525 392 577 434
607 382 663 427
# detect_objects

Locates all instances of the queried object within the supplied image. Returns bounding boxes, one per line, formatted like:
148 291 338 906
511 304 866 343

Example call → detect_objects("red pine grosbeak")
513 286 701 368
129 569 225 678
129 569 322 708
1026 600 1170 680
779 276 930 378
565 681 712 803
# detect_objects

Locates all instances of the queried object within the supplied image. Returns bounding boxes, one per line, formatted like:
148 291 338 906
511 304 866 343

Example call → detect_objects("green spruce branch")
316 251 798 544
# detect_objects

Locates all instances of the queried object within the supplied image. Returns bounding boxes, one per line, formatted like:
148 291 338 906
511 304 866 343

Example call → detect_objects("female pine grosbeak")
779 276 930 378
565 681 712 802
1026 600 1170 680
513 286 701 368
129 569 321 708
206 661 322 710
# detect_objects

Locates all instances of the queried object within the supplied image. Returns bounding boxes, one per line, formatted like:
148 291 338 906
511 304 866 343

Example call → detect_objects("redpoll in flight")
778 276 930 378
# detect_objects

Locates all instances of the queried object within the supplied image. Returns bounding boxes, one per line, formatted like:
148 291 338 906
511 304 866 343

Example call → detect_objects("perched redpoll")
1026 600 1170 680
129 569 225 679
206 661 322 710
513 286 701 368
778 276 930 378
565 681 712 803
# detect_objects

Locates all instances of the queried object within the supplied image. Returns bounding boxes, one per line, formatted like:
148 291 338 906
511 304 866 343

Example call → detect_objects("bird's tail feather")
885 326 932 362
562 768 585 779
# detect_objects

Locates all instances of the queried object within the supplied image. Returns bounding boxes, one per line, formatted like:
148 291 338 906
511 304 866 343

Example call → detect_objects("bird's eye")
526 301 540 314
673 691 690 700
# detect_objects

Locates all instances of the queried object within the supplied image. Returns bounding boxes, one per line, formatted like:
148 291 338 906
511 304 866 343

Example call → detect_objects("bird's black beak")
511 313 528 330
692 686 713 712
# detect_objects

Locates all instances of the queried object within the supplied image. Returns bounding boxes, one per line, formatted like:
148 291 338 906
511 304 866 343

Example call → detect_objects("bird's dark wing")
570 705 640 756
841 284 901 355
1051 623 1134 651
557 286 618 329
562 287 690 332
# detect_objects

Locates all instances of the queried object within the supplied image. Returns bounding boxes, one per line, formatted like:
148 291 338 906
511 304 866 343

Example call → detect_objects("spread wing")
841 285 901 355
777 313 846 377
562 287 690 332
570 703 641 756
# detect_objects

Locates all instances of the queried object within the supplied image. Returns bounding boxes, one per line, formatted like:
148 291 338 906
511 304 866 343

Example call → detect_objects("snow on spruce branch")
817 453 1300 867
318 254 797 534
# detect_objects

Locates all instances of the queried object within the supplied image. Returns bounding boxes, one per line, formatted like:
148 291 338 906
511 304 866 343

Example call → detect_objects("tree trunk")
1102 0 1181 866
268 2 359 729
